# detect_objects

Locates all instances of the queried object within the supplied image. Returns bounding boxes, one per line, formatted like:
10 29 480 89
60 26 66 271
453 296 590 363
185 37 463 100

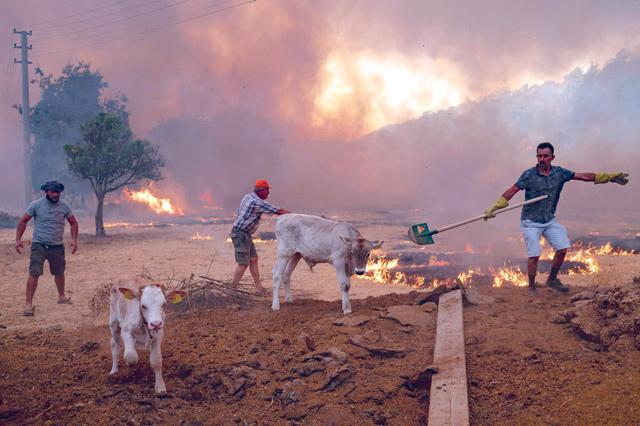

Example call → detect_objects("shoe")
546 278 570 293
528 284 538 295
57 297 72 304
23 306 35 316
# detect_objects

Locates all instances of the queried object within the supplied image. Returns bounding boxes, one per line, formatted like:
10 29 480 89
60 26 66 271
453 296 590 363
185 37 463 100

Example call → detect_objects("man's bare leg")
25 275 39 310
248 257 265 294
549 249 567 280
54 274 67 301
546 249 569 292
527 256 539 291
232 264 248 285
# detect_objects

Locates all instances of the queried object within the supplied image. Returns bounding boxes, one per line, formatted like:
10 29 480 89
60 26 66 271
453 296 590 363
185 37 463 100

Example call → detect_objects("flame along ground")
363 242 636 289
192 232 213 241
224 237 271 244
125 188 184 215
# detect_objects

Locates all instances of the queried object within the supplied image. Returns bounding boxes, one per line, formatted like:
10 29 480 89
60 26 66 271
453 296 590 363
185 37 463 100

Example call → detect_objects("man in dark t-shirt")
484 142 628 293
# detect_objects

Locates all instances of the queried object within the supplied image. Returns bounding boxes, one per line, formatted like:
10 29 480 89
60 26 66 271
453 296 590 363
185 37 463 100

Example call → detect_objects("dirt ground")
1 218 639 425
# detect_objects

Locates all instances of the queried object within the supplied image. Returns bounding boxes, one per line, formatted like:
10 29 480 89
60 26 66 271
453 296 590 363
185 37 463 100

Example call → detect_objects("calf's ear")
119 288 138 300
371 240 384 250
166 290 187 304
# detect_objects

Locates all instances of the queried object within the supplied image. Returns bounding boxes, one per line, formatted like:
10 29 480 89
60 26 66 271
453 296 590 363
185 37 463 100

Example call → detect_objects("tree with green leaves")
64 113 164 236
29 62 127 202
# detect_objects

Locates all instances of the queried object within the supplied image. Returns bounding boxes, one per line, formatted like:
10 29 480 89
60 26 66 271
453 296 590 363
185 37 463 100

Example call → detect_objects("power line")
37 0 236 46
36 0 184 33
42 0 197 38
29 0 132 28
32 0 255 58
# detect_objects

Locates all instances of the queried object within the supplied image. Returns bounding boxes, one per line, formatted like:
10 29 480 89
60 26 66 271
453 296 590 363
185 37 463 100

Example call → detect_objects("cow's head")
340 236 383 275
119 286 187 332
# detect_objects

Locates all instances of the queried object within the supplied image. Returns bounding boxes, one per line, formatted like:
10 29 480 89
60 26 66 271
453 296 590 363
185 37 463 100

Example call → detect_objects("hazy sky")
1 0 639 213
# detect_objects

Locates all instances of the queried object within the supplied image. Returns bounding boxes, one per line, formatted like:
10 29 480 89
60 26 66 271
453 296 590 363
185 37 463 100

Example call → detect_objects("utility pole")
13 29 33 207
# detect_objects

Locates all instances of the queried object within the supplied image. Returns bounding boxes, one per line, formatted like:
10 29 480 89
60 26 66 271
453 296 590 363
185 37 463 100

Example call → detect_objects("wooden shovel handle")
432 195 549 235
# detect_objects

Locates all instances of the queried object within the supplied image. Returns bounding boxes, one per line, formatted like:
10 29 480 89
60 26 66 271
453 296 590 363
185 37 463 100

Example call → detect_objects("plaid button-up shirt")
232 192 279 234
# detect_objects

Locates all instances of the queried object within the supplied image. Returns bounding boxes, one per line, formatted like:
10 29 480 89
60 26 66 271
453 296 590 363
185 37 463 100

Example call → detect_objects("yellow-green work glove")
484 196 509 218
595 172 629 185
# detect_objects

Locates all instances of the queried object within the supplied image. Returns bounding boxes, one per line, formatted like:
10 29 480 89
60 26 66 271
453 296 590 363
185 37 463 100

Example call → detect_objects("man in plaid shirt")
230 179 289 293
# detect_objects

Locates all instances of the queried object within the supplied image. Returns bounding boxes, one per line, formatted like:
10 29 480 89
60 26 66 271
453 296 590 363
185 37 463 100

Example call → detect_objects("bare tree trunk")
95 191 106 237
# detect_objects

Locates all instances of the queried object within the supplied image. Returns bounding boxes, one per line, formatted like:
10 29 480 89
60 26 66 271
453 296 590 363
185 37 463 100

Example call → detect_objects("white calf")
272 214 383 315
108 278 186 393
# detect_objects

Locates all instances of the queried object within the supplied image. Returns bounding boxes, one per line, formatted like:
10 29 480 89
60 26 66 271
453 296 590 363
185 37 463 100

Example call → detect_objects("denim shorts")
520 219 571 258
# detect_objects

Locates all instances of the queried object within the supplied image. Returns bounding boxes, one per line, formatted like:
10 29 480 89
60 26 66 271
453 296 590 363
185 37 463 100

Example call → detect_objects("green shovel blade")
408 223 435 245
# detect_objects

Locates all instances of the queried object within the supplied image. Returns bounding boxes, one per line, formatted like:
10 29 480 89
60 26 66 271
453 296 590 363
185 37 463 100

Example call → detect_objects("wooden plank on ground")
428 289 469 426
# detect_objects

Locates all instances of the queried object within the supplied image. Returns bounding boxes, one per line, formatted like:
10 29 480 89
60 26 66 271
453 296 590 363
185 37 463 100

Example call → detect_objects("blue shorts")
520 219 570 258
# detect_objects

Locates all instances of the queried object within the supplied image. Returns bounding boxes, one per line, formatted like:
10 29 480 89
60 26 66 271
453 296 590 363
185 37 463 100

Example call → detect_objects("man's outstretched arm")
573 172 628 185
484 185 521 218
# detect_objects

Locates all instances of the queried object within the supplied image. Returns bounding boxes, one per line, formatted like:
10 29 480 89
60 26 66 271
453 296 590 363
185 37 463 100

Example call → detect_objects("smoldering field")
1 205 639 331
2 208 640 425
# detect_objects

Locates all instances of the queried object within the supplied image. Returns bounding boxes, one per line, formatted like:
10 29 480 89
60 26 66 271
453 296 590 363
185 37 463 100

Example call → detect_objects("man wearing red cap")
230 179 289 293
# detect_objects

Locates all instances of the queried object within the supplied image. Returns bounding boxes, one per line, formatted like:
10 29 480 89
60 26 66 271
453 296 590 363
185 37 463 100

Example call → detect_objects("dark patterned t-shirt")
515 165 575 223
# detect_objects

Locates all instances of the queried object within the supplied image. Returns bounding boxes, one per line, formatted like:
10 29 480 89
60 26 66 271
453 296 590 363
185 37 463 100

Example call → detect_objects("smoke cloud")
1 0 639 229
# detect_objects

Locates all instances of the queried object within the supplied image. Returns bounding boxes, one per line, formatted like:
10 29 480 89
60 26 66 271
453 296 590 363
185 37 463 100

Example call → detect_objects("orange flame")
199 190 223 211
428 255 450 267
191 232 212 240
541 241 634 275
457 269 475 285
491 265 528 287
225 236 271 243
363 254 426 287
126 189 183 215
104 221 159 229
362 242 635 290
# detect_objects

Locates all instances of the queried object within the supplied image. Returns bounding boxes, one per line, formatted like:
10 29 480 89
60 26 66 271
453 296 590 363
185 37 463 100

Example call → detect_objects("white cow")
272 214 383 315
108 278 186 393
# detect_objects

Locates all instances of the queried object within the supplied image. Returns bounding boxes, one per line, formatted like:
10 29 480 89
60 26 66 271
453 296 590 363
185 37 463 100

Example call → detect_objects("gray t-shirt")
26 197 73 245
515 165 575 223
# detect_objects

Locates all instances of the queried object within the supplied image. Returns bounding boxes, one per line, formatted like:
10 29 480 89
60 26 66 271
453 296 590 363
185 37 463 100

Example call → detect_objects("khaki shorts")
230 229 257 265
29 243 65 276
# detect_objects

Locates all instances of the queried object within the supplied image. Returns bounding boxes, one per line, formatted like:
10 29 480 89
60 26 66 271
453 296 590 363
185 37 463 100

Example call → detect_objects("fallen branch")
32 404 54 421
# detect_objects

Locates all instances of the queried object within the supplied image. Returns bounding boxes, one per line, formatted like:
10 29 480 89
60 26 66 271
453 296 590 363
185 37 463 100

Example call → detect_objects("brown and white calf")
272 214 383 315
108 278 186 393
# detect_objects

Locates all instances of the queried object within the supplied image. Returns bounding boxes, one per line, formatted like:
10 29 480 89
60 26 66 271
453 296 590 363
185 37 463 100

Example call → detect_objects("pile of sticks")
150 273 269 310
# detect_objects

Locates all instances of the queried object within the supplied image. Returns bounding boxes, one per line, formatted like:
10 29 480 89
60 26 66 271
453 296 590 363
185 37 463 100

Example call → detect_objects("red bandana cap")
254 179 270 190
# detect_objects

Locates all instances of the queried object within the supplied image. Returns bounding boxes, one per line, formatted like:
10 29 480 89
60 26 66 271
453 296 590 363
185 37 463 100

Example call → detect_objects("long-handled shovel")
407 195 549 245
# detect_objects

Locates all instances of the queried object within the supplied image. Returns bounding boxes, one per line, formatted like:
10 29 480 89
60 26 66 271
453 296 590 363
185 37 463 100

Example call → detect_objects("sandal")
23 306 36 316
57 297 73 304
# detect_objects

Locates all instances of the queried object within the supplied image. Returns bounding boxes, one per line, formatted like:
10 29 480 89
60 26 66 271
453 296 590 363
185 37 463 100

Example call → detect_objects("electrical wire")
35 0 185 34
32 0 255 58
38 0 236 45
30 0 135 29
42 0 197 39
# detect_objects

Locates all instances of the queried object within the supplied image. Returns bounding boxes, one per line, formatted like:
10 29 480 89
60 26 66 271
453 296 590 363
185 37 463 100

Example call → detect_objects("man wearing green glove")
485 142 628 293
